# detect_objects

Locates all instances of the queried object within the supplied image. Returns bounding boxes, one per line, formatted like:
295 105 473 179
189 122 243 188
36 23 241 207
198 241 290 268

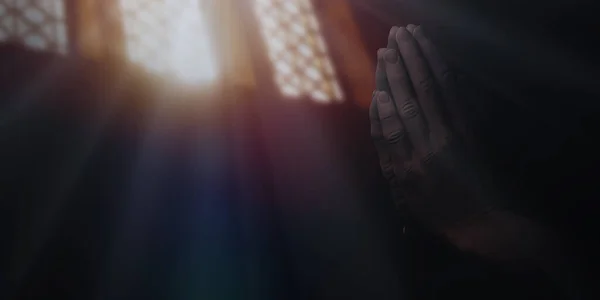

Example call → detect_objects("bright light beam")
121 0 218 85
253 0 343 103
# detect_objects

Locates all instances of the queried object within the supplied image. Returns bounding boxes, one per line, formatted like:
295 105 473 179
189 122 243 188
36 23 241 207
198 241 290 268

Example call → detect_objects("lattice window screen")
0 0 67 53
254 0 343 103
119 0 217 85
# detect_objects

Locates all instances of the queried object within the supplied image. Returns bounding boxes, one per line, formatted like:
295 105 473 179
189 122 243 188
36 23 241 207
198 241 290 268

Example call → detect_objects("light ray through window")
0 0 68 53
120 0 218 85
254 0 343 103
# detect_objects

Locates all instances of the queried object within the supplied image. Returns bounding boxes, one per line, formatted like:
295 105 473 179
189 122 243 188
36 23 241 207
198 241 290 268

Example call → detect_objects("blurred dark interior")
1 0 599 299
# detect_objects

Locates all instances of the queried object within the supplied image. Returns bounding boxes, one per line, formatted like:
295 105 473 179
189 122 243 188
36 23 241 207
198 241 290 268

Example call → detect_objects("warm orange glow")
0 0 68 53
119 0 218 86
254 0 344 103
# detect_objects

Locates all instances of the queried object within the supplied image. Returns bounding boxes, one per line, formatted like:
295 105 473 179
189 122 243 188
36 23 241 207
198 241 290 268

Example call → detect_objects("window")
119 0 217 85
0 0 68 53
254 0 343 103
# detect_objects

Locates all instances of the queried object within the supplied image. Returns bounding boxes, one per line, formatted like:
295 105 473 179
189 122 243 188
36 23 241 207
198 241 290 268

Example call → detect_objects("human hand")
370 25 493 235
370 24 566 263
370 27 588 297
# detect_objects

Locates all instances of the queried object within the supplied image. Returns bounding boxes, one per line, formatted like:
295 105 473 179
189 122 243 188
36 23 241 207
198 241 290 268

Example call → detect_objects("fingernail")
378 91 390 103
413 25 423 37
384 49 398 63
388 26 399 40
396 27 411 41
377 48 386 59
372 90 378 98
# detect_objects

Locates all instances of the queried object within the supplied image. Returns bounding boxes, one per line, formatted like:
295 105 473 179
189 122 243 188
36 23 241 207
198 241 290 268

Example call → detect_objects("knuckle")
394 163 413 181
441 70 455 85
401 99 420 119
421 151 436 165
381 163 395 179
385 130 405 144
379 113 397 122
418 76 435 93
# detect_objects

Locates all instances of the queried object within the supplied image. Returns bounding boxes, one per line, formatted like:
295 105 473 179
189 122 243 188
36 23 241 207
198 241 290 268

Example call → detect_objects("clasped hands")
371 26 582 296
370 25 492 232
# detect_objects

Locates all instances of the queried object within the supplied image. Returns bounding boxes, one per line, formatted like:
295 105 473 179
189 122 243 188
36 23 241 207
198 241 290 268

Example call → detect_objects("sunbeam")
120 0 218 86
253 0 343 103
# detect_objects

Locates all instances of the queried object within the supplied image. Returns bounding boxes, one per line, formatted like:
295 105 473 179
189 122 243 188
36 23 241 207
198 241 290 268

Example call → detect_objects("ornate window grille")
253 0 343 103
0 0 68 53
119 0 218 85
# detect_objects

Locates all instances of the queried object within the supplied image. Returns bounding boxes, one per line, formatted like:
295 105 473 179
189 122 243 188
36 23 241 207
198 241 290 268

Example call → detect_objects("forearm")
442 209 586 299
441 210 553 261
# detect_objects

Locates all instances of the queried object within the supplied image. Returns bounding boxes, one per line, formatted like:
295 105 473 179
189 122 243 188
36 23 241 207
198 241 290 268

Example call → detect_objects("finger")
406 24 417 34
383 47 430 156
396 27 449 145
412 25 467 137
376 49 391 93
411 26 449 88
376 91 409 163
375 25 400 94
387 26 400 49
369 91 384 140
370 91 395 180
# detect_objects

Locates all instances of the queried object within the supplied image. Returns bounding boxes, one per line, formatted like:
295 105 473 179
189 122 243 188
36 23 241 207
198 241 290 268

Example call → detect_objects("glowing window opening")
254 0 343 103
0 0 68 53
119 0 218 85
